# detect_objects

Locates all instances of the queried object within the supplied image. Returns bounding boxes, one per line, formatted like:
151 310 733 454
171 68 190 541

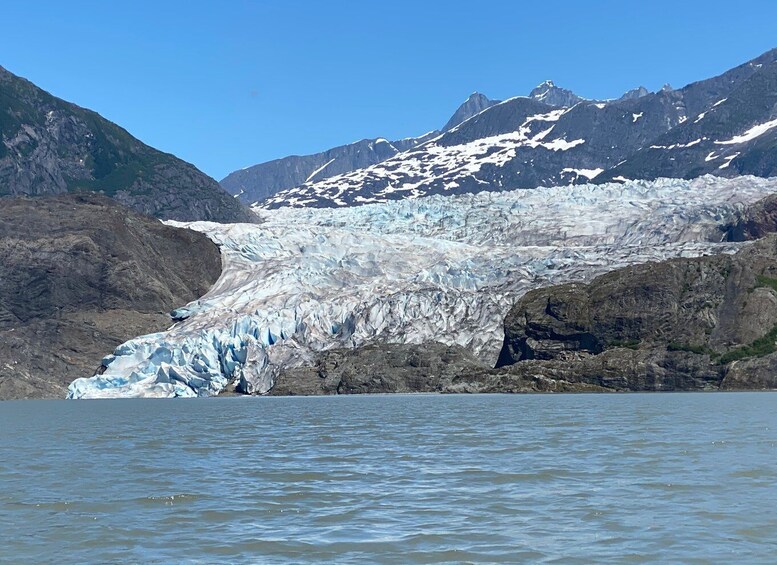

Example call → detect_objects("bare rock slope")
0 65 251 223
0 194 222 399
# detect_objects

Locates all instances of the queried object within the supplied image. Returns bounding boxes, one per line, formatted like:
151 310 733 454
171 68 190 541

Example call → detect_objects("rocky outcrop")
269 343 611 395
618 86 650 101
724 194 777 241
529 80 585 107
0 194 222 399
720 353 777 389
0 65 252 223
496 234 777 390
270 343 484 395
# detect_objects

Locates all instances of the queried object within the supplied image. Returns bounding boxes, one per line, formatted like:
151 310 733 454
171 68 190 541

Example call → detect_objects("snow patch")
718 153 740 169
649 139 702 150
305 158 337 183
714 119 777 146
561 167 604 180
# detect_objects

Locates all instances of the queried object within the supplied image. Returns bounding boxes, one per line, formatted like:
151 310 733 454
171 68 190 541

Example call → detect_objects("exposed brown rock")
0 194 222 399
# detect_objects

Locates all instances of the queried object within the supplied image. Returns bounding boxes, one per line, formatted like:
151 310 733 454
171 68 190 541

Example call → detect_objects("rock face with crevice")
0 194 222 399
724 193 777 241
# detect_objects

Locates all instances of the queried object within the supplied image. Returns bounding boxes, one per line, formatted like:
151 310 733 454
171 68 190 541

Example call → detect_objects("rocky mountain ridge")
221 82 647 205
0 65 251 222
528 80 586 107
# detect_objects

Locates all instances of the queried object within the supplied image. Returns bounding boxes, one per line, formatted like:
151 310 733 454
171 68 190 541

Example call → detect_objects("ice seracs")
67 176 777 399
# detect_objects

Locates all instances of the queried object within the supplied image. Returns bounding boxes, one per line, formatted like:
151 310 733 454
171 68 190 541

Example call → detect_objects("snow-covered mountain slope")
220 92 497 205
598 57 777 181
220 135 434 205
67 176 777 399
257 49 777 210
221 82 645 206
257 94 687 209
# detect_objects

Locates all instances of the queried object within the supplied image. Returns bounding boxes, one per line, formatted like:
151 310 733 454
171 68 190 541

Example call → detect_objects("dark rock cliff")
496 234 777 391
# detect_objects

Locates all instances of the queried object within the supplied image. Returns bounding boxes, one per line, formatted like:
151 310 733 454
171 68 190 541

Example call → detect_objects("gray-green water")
1 393 776 564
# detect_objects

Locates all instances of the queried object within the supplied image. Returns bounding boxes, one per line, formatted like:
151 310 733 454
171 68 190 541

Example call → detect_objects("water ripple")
1 393 776 563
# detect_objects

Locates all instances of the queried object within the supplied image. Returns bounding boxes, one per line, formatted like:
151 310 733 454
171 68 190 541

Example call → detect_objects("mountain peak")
618 86 650 101
528 81 585 107
442 92 499 131
465 92 490 103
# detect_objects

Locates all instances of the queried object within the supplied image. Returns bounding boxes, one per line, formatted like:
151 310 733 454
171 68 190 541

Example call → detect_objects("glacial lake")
1 393 776 564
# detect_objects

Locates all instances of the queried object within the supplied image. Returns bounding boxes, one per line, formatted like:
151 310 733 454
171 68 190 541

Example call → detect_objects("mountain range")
221 81 653 205
230 48 777 209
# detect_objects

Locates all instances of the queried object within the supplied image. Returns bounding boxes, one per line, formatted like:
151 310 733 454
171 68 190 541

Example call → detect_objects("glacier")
67 176 777 398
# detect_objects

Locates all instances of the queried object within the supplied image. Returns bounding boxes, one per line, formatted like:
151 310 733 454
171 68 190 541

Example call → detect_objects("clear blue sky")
2 0 776 180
